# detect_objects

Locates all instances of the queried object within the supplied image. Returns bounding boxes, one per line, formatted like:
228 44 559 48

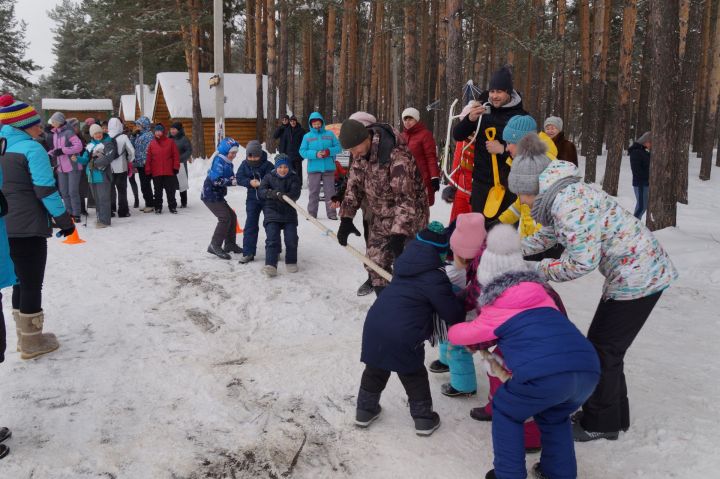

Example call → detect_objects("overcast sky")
16 0 64 81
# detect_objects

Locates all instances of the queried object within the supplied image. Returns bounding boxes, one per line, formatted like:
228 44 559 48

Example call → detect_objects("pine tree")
0 0 39 90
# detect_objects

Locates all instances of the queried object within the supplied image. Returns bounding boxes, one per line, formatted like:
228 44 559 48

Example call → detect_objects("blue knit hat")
274 153 290 168
416 221 450 255
502 115 537 144
154 123 165 132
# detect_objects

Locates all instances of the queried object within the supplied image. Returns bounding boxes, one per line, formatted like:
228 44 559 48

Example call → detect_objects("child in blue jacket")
201 138 241 259
236 140 273 264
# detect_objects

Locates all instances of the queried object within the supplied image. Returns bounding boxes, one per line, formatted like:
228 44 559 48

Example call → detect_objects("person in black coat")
170 122 192 207
278 116 307 186
355 223 465 436
258 154 301 277
629 132 651 220
453 66 527 226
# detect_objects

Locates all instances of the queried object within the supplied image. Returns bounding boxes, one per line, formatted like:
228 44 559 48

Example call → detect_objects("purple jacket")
52 124 83 173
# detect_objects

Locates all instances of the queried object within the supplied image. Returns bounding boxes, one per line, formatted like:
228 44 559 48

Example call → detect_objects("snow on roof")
41 98 114 111
134 84 155 119
119 95 136 122
155 72 282 119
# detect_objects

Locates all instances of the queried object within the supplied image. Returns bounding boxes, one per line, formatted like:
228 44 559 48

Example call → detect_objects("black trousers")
8 236 47 314
137 166 155 208
581 291 663 433
360 365 432 405
111 171 129 216
179 191 188 207
129 173 139 207
152 176 177 211
291 158 303 186
203 200 238 248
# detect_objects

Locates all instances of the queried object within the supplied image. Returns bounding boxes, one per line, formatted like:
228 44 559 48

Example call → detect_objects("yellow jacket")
498 132 557 237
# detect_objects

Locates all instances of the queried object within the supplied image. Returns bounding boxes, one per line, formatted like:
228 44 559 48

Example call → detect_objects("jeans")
264 221 298 266
57 168 82 216
243 199 264 256
633 185 649 219
9 236 47 314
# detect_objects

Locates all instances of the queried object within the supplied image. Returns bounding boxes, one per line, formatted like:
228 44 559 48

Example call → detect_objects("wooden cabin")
119 85 155 123
151 72 280 155
41 98 114 123
119 94 136 122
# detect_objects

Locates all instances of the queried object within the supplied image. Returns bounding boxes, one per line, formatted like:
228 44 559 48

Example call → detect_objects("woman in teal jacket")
299 112 341 220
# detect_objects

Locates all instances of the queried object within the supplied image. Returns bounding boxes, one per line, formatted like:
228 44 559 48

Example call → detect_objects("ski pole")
279 195 392 282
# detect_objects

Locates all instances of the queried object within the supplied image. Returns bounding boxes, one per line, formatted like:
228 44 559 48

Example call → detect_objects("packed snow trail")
0 153 719 478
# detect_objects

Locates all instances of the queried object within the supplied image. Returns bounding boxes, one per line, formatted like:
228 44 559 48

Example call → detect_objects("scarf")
530 176 580 226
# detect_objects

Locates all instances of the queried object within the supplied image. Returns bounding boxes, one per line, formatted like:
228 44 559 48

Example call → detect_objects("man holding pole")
335 119 429 295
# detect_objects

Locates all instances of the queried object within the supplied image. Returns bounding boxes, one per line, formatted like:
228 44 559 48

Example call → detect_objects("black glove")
272 190 285 201
431 177 440 192
388 234 406 257
441 185 456 204
336 217 361 246
52 148 64 156
59 225 76 237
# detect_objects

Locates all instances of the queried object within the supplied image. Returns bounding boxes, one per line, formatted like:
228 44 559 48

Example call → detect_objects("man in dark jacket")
169 122 192 207
145 124 180 214
257 155 302 277
629 131 651 220
277 116 306 186
453 66 527 226
273 114 290 153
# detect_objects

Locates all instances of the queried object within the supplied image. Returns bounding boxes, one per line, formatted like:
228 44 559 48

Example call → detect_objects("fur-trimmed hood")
478 270 546 307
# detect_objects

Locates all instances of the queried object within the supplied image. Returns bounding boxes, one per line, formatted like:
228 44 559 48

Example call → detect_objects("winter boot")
0 427 11 443
18 311 60 360
12 309 21 352
238 254 255 264
485 470 497 479
262 265 278 277
142 206 154 213
572 421 619 442
355 388 382 428
0 444 7 460
441 383 476 397
532 463 549 479
470 406 492 422
409 400 441 436
169 207 178 214
222 243 243 254
428 360 449 374
207 244 231 260
286 263 299 273
356 277 373 296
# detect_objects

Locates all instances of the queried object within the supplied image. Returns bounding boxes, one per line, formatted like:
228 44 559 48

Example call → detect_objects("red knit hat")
0 94 41 130
450 212 487 260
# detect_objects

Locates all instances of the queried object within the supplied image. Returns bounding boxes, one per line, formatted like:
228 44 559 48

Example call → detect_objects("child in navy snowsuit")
236 140 273 264
448 225 600 479
356 222 465 436
257 154 301 277
201 137 241 260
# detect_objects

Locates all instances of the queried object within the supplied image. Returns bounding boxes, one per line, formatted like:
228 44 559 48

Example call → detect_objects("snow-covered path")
1 153 719 478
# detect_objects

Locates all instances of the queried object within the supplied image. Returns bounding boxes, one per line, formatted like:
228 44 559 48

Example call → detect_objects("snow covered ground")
1 151 719 478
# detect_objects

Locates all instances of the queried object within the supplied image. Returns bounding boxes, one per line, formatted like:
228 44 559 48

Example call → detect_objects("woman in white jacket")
107 118 135 217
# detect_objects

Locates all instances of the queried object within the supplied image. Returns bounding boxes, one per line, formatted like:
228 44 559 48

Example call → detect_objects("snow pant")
152 176 177 212
482 348 542 449
111 172 129 217
307 171 337 219
8 237 47 314
580 291 663 433
57 169 82 216
492 370 599 479
633 185 649 219
450 188 472 225
129 173 139 207
136 166 154 208
360 364 432 417
203 200 238 249
438 341 477 393
242 198 264 256
470 180 517 226
292 158 303 187
92 180 112 225
264 221 298 267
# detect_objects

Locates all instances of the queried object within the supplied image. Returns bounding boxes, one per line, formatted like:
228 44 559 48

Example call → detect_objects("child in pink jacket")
449 225 600 479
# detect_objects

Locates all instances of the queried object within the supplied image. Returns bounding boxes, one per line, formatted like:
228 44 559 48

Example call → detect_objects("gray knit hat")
246 140 262 157
637 131 652 145
508 133 551 195
49 111 65 126
544 116 563 132
339 119 370 149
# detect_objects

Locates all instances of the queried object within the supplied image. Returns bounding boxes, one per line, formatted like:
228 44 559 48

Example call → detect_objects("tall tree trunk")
579 0 592 156
302 19 313 120
289 37 295 116
368 1 384 115
337 5 349 120
182 0 204 157
603 0 638 196
693 0 713 154
584 0 607 183
446 0 463 111
278 3 288 118
255 0 264 139
347 0 359 116
675 0 703 202
648 0 680 229
595 0 612 156
434 0 448 141
404 3 417 108
265 0 276 151
637 15 653 137
700 1 720 180
553 0 567 116
245 0 255 73
325 4 337 121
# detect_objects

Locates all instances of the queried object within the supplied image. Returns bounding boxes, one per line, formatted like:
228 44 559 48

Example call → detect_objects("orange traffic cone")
62 219 86 245
232 209 243 234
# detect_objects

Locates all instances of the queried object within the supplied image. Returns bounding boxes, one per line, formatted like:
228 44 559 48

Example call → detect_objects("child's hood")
393 240 443 278
478 270 551 309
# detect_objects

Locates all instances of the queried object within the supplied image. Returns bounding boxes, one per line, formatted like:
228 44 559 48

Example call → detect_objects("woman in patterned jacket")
508 133 677 443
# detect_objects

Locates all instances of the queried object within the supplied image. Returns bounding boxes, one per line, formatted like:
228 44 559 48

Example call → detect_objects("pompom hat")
476 224 528 286
0 94 42 130
416 221 450 255
450 213 487 259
